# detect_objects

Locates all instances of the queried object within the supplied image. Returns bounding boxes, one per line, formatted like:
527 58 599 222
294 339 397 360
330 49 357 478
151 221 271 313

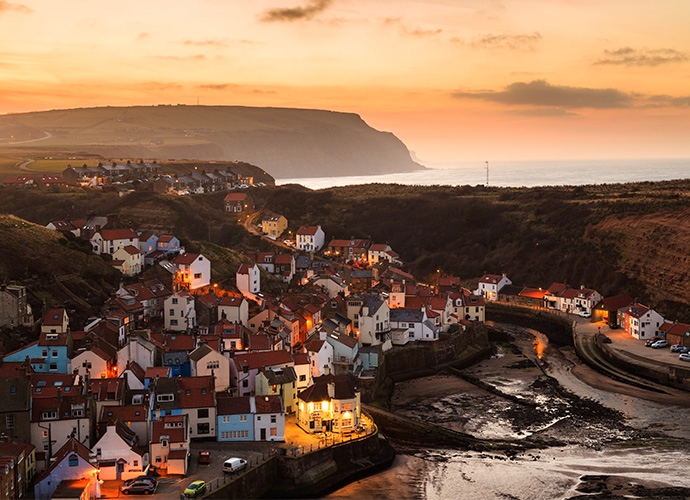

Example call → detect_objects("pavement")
574 316 690 369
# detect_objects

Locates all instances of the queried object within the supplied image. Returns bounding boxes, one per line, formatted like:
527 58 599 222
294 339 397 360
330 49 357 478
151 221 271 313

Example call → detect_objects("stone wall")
204 456 278 500
486 303 575 346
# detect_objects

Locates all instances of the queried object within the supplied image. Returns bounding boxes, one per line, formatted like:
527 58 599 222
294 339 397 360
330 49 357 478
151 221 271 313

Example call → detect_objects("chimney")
327 381 335 399
56 387 62 403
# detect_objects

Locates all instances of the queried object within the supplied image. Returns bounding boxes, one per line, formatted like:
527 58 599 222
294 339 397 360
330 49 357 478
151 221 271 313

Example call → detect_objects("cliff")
0 105 423 179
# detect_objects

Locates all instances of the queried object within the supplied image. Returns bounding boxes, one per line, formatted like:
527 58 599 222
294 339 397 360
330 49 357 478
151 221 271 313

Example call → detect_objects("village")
0 189 688 500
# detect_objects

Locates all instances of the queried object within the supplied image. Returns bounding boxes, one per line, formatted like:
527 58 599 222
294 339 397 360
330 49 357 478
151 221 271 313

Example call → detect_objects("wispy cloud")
184 39 229 47
260 0 334 22
196 83 240 90
507 108 579 117
647 94 690 107
137 32 150 41
0 1 31 14
470 32 542 50
401 26 443 37
452 80 632 109
595 47 689 66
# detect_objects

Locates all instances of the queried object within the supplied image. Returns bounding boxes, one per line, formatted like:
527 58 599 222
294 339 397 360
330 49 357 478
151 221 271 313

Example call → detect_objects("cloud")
0 1 32 14
137 32 150 41
260 0 333 22
401 26 443 37
595 47 689 66
452 80 632 109
196 83 240 90
647 94 690 107
184 39 229 47
471 32 542 50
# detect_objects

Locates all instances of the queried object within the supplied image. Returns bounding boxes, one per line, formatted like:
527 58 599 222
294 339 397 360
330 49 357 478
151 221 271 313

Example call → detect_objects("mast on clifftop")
485 161 489 186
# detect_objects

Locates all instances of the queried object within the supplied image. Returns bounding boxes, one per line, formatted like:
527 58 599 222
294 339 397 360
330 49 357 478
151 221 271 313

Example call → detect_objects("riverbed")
326 324 690 499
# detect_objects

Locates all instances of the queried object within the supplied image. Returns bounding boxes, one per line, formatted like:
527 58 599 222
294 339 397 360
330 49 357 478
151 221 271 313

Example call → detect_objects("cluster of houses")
475 273 690 346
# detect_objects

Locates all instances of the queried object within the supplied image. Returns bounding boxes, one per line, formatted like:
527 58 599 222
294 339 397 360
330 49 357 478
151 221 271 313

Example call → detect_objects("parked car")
223 457 248 474
651 340 668 349
120 480 156 495
123 476 157 487
198 450 211 464
679 353 690 362
645 336 663 347
578 310 592 318
671 344 686 352
184 480 206 498
600 335 612 344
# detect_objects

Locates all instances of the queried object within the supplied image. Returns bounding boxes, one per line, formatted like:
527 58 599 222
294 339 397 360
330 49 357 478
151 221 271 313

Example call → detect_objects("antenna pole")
485 161 489 186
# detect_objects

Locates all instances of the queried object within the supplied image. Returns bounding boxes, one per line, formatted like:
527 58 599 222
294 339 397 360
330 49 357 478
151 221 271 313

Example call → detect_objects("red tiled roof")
233 350 294 371
305 338 325 353
178 376 215 408
480 274 503 283
100 228 138 241
89 378 125 401
237 263 252 274
546 282 569 295
254 394 282 414
519 288 546 299
297 226 320 236
174 253 201 265
145 366 172 379
165 334 196 351
100 405 147 423
151 415 186 443
275 254 292 264
168 449 188 459
224 193 248 202
217 396 252 415
43 309 65 326
122 245 140 255
219 296 243 307
158 235 174 243
292 352 310 365
369 243 389 252
248 334 271 351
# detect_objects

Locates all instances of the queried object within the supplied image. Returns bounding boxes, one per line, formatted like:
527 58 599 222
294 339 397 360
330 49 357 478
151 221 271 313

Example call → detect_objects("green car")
184 480 206 498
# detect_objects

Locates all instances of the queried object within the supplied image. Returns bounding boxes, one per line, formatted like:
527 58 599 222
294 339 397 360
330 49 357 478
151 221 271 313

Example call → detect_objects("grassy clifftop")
0 105 422 178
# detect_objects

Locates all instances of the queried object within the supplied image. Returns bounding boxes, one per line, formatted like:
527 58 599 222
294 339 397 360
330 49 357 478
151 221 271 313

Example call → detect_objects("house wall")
219 301 249 326
217 414 254 441
31 418 91 462
72 351 109 379
92 428 147 480
33 453 95 500
117 341 155 373
5 344 71 374
164 294 196 332
191 352 230 392
187 407 217 439
254 412 285 442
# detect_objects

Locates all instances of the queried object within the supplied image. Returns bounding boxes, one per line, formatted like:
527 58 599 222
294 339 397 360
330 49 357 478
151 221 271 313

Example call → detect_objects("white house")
31 392 91 463
111 245 142 276
92 421 148 480
90 228 139 256
304 336 334 378
173 253 211 291
296 225 325 252
368 243 402 266
253 395 285 442
218 295 249 326
624 303 665 340
33 439 99 500
389 307 439 342
574 287 603 315
117 334 158 373
296 374 360 435
164 290 197 332
236 263 260 296
189 344 230 392
477 273 512 301
71 345 114 380
349 295 391 347
179 376 217 439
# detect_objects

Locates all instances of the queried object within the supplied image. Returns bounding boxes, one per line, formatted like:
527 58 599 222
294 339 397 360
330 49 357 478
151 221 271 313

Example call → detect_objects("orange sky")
1 0 689 163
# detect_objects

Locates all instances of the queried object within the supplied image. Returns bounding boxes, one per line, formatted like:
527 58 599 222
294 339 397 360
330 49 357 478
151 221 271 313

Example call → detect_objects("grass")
24 158 101 172
0 156 20 173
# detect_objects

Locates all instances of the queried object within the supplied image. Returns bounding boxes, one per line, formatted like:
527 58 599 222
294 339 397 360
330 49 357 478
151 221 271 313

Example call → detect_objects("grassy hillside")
0 214 121 350
0 105 422 178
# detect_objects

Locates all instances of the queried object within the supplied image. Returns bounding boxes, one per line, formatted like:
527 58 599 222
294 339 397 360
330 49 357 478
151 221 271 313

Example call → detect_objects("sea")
275 158 690 189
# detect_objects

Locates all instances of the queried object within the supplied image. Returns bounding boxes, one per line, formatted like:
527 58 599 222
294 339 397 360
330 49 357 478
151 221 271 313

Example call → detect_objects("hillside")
0 105 423 178
248 181 690 320
0 214 121 346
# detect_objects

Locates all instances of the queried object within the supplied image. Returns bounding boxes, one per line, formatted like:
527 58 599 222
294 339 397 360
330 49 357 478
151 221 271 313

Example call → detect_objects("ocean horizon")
276 157 690 190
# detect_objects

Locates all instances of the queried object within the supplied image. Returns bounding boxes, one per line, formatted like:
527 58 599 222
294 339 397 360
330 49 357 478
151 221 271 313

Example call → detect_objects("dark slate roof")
298 374 357 403
390 308 424 323
262 366 297 385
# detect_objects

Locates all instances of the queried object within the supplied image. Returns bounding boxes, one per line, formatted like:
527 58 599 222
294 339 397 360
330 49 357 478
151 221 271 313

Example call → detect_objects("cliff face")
0 105 423 178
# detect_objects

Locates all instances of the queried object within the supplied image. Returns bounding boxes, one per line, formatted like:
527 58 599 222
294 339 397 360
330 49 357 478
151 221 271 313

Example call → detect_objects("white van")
222 457 247 474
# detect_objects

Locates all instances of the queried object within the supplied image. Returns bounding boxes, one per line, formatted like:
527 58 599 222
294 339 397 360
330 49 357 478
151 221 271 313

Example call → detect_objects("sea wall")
486 303 575 346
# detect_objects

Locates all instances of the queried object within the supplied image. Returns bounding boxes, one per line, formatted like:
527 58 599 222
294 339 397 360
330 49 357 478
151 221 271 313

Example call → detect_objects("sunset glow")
1 0 689 162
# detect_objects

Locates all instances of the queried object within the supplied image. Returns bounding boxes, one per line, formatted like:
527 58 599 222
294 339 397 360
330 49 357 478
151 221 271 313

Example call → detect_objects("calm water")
276 158 690 189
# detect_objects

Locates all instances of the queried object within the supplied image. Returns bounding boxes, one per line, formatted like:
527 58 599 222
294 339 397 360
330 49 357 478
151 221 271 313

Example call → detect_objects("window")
41 410 58 420
5 415 14 429
170 319 178 326
270 427 277 436
222 416 231 423
197 422 210 434
207 361 219 370
169 309 175 316
157 394 174 402
42 350 47 357
96 448 102 456
239 415 247 422
42 430 48 438
257 416 261 421
133 460 138 467
194 273 202 279
271 415 276 424
10 386 16 394
172 298 178 305
155 457 162 463
52 350 58 357
161 440 168 448
49 363 58 371
198 409 209 419
242 380 249 388
299 375 306 382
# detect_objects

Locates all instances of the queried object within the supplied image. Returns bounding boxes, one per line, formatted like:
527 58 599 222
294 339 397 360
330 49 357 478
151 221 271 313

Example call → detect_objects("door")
260 428 266 441
116 460 125 480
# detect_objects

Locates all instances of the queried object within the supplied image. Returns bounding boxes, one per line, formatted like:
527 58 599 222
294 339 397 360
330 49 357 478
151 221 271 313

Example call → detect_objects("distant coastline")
276 157 690 190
